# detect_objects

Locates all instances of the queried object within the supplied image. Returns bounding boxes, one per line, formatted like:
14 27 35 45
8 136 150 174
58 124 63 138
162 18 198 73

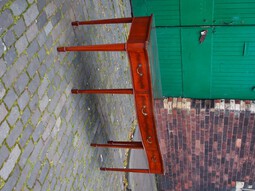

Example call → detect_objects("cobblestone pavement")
0 0 136 190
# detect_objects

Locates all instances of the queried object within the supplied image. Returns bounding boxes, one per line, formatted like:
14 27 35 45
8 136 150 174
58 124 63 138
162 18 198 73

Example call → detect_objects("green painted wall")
157 28 182 97
132 0 255 99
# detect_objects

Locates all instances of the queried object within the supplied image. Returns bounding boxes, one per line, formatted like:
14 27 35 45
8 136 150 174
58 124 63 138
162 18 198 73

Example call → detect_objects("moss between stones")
0 177 5 189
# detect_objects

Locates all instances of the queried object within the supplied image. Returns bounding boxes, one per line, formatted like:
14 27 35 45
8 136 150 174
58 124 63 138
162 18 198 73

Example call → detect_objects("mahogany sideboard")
57 15 164 174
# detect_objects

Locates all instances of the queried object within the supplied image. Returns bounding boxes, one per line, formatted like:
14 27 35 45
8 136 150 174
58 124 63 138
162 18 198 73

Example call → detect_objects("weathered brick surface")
0 0 133 190
155 99 255 191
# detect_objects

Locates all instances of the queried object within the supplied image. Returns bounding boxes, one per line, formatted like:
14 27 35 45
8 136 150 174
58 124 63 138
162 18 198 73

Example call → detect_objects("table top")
147 17 162 99
127 15 164 174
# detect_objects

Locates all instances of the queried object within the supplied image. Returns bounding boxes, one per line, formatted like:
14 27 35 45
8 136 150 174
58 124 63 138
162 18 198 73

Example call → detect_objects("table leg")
107 141 143 148
72 17 133 26
57 43 126 52
71 89 133 94
100 167 150 173
107 141 142 145
91 143 143 149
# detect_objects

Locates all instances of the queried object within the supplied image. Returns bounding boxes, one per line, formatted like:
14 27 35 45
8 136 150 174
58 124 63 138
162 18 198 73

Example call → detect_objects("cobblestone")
39 94 49 111
0 10 13 34
38 63 47 78
3 46 16 66
0 39 5 58
37 0 46 11
0 145 9 167
3 30 16 48
37 11 47 30
14 53 28 74
7 106 20 126
26 22 39 43
0 1 133 190
13 18 26 38
42 116 55 141
52 9 61 26
19 140 34 167
27 57 40 78
29 139 43 163
15 35 28 55
3 89 17 109
37 36 47 53
30 108 40 126
27 161 41 188
32 122 44 142
0 104 8 124
19 124 33 147
23 3 39 26
15 163 31 191
40 138 52 160
14 72 29 95
21 107 30 124
6 120 23 147
34 181 42 190
39 161 50 184
0 81 6 99
17 90 30 110
44 21 53 35
0 58 6 77
28 73 40 94
27 39 39 59
1 166 20 191
38 77 49 98
10 0 28 16
42 179 50 191
0 144 21 180
0 0 8 10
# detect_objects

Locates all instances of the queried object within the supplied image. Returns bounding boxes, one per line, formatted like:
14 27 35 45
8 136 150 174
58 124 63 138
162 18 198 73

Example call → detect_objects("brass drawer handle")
136 64 143 76
147 136 152 144
142 106 148 116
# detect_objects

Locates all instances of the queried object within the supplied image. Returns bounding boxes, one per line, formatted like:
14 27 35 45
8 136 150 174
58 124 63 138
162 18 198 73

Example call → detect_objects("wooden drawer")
135 94 157 150
146 149 164 174
128 51 150 92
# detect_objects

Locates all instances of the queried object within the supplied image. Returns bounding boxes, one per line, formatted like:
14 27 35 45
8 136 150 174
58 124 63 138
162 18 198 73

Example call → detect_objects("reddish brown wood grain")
100 168 150 173
90 142 143 149
57 15 164 174
57 43 126 52
72 17 133 26
71 89 133 94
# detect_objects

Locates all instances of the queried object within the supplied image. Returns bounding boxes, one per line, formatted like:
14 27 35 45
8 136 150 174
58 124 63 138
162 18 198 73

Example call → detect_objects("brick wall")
155 98 255 191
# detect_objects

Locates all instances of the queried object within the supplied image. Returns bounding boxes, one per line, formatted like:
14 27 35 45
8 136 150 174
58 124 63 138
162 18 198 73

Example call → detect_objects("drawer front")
128 51 150 92
146 149 164 174
135 94 157 150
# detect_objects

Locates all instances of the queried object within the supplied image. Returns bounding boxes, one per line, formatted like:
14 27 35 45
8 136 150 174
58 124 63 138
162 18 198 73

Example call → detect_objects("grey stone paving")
0 0 136 190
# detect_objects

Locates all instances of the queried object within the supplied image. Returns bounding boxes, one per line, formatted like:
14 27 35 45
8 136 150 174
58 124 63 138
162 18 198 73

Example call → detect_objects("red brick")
155 99 255 190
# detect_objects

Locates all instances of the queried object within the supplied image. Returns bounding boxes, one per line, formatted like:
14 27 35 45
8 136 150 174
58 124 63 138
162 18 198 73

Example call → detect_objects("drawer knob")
142 106 148 116
147 136 152 144
136 64 143 76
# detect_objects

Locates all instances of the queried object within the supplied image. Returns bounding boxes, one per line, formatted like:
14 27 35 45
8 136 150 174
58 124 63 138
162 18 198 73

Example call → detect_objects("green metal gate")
132 0 255 99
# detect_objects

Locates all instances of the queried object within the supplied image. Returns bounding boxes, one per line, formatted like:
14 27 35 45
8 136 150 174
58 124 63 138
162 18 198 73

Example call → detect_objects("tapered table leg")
108 141 143 145
100 168 150 173
57 43 126 52
90 143 143 149
72 17 133 26
71 89 133 94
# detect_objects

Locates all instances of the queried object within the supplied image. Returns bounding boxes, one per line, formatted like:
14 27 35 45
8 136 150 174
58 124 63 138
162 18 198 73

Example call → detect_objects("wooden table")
57 15 164 174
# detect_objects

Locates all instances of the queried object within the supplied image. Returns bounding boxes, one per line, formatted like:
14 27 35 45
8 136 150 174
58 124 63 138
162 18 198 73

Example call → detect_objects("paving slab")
0 0 145 190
